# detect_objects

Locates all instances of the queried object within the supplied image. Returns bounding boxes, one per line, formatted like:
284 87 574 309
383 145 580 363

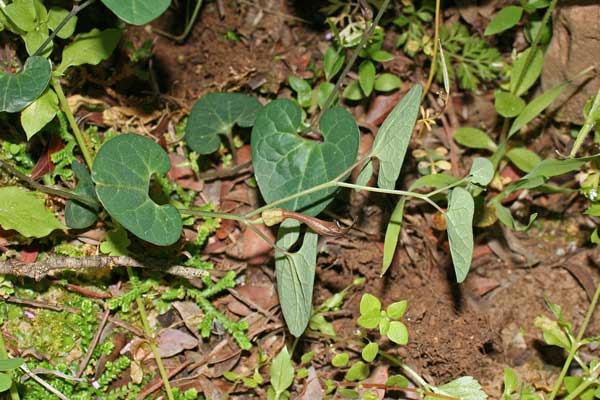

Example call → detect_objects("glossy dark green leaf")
275 220 318 337
369 84 422 189
252 100 359 216
0 56 51 113
65 160 100 229
91 134 182 246
100 0 171 25
186 93 262 155
446 187 474 282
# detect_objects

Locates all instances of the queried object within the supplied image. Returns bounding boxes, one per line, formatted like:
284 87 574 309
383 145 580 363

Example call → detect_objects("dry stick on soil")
19 364 69 400
76 307 110 378
0 256 208 281
4 296 145 338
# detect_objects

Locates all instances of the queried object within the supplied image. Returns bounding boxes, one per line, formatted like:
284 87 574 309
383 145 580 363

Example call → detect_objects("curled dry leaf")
155 328 199 358
281 210 352 237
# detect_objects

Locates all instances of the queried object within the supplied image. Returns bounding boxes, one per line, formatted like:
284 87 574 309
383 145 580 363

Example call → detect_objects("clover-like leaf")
0 186 65 238
65 160 100 229
91 134 182 246
275 219 318 337
185 93 262 155
360 84 422 189
446 187 474 282
0 56 51 113
252 100 359 216
100 0 171 25
357 293 382 329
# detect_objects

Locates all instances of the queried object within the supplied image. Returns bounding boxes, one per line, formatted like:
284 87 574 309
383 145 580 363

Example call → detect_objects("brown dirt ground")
59 0 600 397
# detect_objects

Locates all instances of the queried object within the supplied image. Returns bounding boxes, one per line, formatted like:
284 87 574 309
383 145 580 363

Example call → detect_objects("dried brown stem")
0 256 208 281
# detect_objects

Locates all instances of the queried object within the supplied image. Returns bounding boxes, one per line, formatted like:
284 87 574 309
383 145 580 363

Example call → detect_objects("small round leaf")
361 342 379 362
454 127 497 151
374 73 402 92
386 300 408 320
91 134 182 246
332 352 349 367
387 321 409 345
185 93 262 155
468 157 494 186
494 91 525 118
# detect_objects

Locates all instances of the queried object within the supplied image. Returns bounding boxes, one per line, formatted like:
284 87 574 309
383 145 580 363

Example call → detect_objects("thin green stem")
51 78 94 170
570 88 600 158
153 0 203 42
548 280 600 400
310 0 391 128
562 361 600 400
425 177 468 198
421 0 441 101
32 0 96 57
126 267 175 400
0 327 20 400
335 182 444 213
178 208 249 223
0 159 98 207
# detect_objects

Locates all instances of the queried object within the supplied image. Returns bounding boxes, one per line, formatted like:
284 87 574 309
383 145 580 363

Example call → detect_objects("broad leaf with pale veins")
91 134 182 246
0 56 51 113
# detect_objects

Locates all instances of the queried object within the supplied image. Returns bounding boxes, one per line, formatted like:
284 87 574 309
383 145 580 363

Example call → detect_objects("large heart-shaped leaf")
275 220 318 337
91 134 182 246
0 56 51 113
65 160 100 229
185 93 262 155
358 84 422 189
100 0 171 25
0 186 65 238
252 100 359 216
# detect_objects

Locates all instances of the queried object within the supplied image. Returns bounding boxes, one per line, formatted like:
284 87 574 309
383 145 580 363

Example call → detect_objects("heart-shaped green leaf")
65 160 100 229
275 220 318 337
358 84 422 189
0 56 51 113
100 0 171 25
252 100 359 216
91 134 182 246
185 93 262 155
446 187 474 282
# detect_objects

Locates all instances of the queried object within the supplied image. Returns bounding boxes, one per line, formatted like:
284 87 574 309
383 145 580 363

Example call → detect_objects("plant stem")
153 0 203 42
310 0 391 128
335 182 445 213
51 78 94 170
562 362 600 400
548 280 600 400
0 329 20 400
569 88 600 158
421 0 442 101
125 267 175 400
425 177 468 198
0 159 98 207
32 0 96 57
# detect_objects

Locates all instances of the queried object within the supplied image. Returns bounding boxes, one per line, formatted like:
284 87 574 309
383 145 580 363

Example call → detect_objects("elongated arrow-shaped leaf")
275 219 318 337
0 56 51 113
252 100 359 216
446 187 474 282
359 84 422 189
91 134 182 246
382 173 459 275
100 0 171 25
185 93 262 154
65 160 100 229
